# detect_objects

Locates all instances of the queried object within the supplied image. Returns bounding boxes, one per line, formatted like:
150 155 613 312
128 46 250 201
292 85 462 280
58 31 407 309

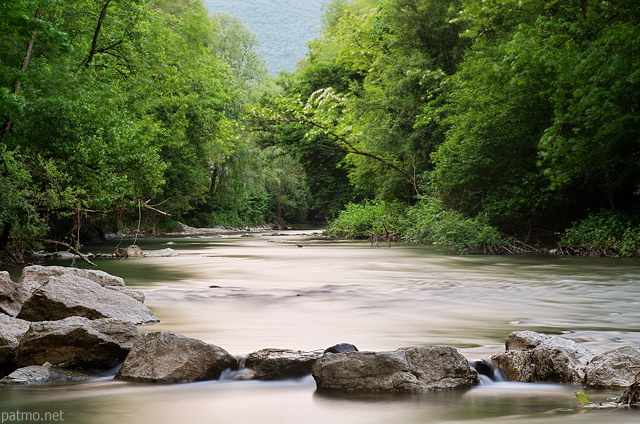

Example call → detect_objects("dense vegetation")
0 0 308 262
252 0 640 255
1 0 639 260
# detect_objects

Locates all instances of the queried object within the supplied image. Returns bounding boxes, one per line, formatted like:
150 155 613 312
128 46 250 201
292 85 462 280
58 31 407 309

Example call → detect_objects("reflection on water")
1 230 639 423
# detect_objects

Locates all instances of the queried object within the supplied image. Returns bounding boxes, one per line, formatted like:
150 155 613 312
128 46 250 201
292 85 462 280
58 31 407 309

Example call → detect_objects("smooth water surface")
1 231 639 423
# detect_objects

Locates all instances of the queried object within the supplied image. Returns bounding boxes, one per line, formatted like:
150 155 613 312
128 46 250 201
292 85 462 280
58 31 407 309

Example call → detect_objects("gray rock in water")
0 314 30 373
116 331 238 383
584 346 640 388
14 316 138 370
0 363 91 385
115 245 144 258
312 346 478 392
0 271 22 317
324 343 358 354
489 350 535 382
492 331 598 384
143 248 178 257
505 330 551 351
17 275 158 325
244 348 321 380
20 265 126 288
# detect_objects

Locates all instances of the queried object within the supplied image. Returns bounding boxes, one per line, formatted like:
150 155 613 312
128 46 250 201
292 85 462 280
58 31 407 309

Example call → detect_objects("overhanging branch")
257 118 419 194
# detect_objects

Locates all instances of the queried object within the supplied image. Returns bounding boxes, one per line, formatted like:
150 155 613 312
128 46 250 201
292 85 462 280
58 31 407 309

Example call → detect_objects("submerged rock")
116 331 237 383
0 363 91 385
17 275 158 325
312 346 478 392
143 248 178 257
14 316 138 370
244 348 321 380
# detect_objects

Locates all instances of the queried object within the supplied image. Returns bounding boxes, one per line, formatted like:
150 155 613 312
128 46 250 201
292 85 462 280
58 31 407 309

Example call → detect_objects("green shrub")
404 198 506 254
559 210 640 257
326 201 407 240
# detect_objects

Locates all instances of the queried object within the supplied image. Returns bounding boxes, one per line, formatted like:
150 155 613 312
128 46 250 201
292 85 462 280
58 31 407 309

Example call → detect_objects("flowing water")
1 230 639 423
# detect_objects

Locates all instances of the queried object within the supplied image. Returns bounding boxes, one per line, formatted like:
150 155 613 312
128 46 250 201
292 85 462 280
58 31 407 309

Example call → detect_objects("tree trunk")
84 0 113 67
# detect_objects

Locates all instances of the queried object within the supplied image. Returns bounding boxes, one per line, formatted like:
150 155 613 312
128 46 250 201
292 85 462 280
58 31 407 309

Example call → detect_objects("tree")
431 0 640 232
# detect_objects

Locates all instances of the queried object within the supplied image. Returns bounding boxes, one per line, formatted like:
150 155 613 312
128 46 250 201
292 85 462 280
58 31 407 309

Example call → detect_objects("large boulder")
0 314 30 374
312 346 478 392
20 265 126 288
116 331 238 383
0 272 22 317
584 346 640 388
491 331 598 384
244 349 322 380
17 275 158 325
14 316 138 370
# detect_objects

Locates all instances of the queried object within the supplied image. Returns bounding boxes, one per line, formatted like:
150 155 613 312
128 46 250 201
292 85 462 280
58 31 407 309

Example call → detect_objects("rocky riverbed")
0 265 639 402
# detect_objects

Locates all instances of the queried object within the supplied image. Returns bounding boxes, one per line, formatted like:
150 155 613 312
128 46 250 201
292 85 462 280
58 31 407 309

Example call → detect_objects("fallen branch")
618 369 640 405
36 239 96 266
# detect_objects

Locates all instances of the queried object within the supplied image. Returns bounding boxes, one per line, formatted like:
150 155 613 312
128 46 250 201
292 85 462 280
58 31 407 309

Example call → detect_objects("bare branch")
257 117 420 194
36 239 97 266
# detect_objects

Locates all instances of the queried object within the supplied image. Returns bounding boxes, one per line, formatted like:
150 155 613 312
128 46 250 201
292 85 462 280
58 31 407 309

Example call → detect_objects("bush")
327 198 507 254
559 210 640 257
403 198 506 254
326 201 407 241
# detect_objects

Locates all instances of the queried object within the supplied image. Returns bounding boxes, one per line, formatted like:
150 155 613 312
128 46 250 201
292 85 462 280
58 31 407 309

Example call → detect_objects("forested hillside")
203 0 325 73
1 0 639 261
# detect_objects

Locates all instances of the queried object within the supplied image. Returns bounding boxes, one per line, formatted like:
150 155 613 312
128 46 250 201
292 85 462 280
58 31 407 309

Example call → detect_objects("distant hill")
203 0 326 74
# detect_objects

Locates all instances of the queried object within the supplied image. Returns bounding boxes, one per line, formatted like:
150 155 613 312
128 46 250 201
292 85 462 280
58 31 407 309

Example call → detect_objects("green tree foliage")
430 0 640 234
264 0 640 252
0 0 273 255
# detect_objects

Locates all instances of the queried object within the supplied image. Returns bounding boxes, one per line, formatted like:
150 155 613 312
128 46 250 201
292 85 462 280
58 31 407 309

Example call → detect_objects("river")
1 230 639 423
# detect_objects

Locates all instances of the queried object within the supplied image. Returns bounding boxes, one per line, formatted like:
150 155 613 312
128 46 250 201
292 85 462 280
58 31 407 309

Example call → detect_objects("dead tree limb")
257 118 420 195
36 238 97 266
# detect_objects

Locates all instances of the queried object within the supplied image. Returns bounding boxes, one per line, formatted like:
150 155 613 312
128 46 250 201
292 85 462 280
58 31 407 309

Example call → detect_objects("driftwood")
36 239 97 266
619 367 640 405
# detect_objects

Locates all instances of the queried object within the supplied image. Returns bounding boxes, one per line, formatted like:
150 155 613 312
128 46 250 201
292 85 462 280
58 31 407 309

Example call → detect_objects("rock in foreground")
17 275 158 325
20 265 126 288
0 364 91 385
492 331 640 388
312 346 478 392
14 316 138 370
245 348 322 380
584 346 640 388
116 331 237 383
0 314 30 374
0 271 22 317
